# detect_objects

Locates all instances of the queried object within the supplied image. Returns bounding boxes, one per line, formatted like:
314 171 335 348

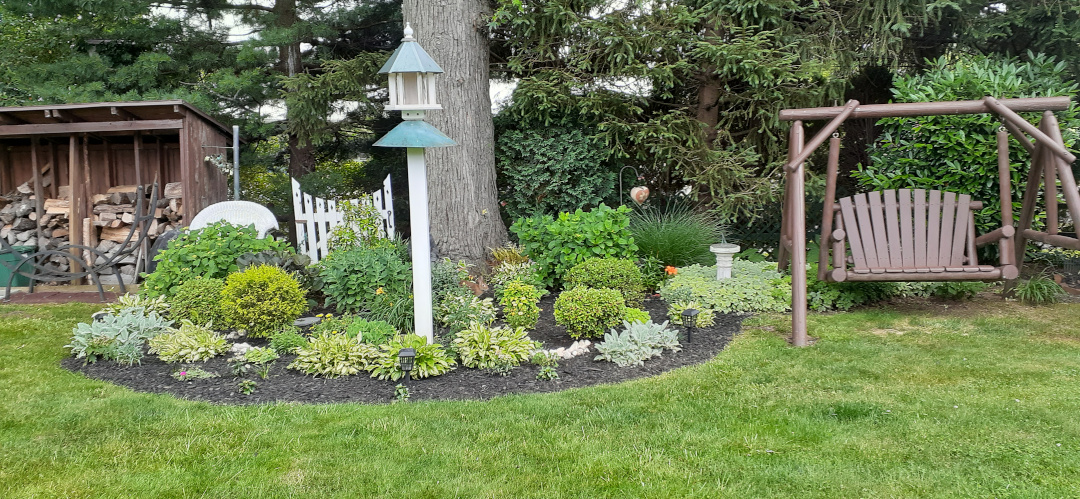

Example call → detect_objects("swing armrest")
975 225 1015 247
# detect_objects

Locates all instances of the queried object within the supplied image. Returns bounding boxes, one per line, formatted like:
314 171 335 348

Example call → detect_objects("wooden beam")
68 134 83 275
155 136 164 197
784 100 858 172
788 120 808 347
983 96 1076 164
0 112 26 125
110 106 138 121
31 138 44 246
47 139 58 198
0 144 7 193
779 96 1071 121
0 119 183 136
134 132 143 188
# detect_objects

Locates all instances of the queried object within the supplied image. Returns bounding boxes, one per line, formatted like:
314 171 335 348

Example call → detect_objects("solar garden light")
681 308 700 343
374 23 457 344
398 348 417 383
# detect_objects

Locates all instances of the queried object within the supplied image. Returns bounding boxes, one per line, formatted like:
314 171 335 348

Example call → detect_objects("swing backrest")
836 189 985 274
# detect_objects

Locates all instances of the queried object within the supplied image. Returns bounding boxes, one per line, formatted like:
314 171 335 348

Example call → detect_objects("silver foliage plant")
66 307 173 366
594 320 681 367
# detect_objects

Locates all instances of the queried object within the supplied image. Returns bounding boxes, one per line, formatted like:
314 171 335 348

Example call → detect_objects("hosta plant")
553 286 626 339
369 334 455 381
452 323 540 370
221 264 308 338
148 321 229 363
594 320 681 367
288 333 381 378
98 293 170 317
66 308 173 366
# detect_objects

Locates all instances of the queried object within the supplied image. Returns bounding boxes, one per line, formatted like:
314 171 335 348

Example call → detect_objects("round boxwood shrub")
221 264 307 338
563 257 645 307
498 279 542 330
168 277 227 327
553 286 626 339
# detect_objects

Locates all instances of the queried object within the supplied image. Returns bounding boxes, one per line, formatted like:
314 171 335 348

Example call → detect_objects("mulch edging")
62 294 745 405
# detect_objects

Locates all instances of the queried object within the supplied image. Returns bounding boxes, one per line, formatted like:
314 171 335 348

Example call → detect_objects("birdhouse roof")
378 39 444 74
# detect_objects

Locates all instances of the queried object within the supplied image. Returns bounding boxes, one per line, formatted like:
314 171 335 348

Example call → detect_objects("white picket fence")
291 175 395 263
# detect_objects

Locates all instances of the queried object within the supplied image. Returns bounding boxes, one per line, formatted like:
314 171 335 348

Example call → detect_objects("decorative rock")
229 342 253 356
225 329 247 341
542 339 593 360
293 316 322 328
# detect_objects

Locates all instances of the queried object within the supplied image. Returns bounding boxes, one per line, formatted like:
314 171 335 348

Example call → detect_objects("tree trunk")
402 0 508 265
695 25 721 147
276 0 314 179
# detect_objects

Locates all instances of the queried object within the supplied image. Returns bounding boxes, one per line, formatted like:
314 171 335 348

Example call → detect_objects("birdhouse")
379 23 444 119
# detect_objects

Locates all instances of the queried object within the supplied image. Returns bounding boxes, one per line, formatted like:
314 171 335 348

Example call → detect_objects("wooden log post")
819 134 841 281
31 137 44 248
788 121 808 347
1013 114 1051 273
997 128 1016 267
68 134 84 275
134 131 143 189
1042 113 1080 243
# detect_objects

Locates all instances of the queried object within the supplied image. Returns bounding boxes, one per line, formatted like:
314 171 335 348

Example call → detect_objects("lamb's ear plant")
594 320 681 367
66 308 173 366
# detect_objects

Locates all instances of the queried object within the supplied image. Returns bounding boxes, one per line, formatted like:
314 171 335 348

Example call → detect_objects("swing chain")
832 132 840 139
999 126 1006 133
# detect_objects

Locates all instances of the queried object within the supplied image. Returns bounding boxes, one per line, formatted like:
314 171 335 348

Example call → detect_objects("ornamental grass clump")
452 323 539 370
221 264 307 338
1014 274 1066 305
148 321 229 363
167 277 226 327
498 279 542 330
629 200 727 267
563 257 645 307
553 286 626 339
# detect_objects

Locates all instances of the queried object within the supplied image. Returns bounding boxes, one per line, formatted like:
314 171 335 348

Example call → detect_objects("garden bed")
62 294 744 405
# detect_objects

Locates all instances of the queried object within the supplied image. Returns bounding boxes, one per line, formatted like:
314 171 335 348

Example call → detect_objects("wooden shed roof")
0 100 234 139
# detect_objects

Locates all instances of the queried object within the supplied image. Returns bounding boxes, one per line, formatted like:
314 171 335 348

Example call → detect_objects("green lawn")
2 300 1079 497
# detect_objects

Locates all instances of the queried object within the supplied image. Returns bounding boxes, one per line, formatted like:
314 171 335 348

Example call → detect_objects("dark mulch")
62 294 745 406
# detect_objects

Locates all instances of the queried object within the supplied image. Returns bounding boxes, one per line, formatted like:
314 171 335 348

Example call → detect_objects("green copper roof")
373 120 457 148
378 29 444 74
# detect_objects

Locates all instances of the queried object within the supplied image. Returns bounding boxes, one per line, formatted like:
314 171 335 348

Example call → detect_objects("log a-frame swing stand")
777 96 1079 346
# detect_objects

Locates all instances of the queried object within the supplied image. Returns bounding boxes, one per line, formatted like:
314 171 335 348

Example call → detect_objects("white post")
407 147 434 343
232 125 240 200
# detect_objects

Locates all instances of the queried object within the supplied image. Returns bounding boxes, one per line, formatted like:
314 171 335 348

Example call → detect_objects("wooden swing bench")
778 96 1080 345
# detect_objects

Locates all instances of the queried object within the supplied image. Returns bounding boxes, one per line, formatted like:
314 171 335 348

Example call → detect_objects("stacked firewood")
0 181 184 281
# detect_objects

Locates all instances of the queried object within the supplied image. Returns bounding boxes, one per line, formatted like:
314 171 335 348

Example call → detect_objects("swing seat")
826 189 1018 282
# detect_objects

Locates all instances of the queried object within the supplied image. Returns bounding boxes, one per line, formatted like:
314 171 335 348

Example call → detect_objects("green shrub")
594 320 681 367
168 277 227 327
437 286 497 334
432 258 471 304
269 327 308 355
531 351 560 380
237 248 323 299
1014 274 1065 305
856 53 1080 235
563 257 645 307
499 280 542 330
141 221 291 298
148 321 229 363
452 323 539 370
288 333 381 378
221 264 307 338
98 294 170 317
243 346 280 365
489 244 532 268
66 308 173 366
553 286 626 339
496 125 616 220
326 197 386 251
310 314 397 344
637 256 671 293
490 261 545 299
318 244 412 314
510 204 638 288
624 307 651 324
369 334 456 381
366 291 415 334
630 200 727 267
659 261 791 315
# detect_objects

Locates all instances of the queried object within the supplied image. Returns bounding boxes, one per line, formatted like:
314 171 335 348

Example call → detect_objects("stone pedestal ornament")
710 243 740 280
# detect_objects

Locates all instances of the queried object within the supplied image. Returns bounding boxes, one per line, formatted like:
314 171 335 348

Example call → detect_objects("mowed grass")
2 300 1079 497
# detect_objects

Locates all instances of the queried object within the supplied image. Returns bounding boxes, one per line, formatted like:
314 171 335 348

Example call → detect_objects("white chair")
188 201 279 238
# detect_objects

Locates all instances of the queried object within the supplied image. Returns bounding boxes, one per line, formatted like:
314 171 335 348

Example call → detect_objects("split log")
107 185 138 194
93 204 135 215
44 199 70 215
92 194 111 205
16 181 32 194
58 185 71 200
99 225 134 242
164 182 182 199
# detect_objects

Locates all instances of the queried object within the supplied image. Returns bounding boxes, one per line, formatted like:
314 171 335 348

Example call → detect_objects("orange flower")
665 266 678 275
